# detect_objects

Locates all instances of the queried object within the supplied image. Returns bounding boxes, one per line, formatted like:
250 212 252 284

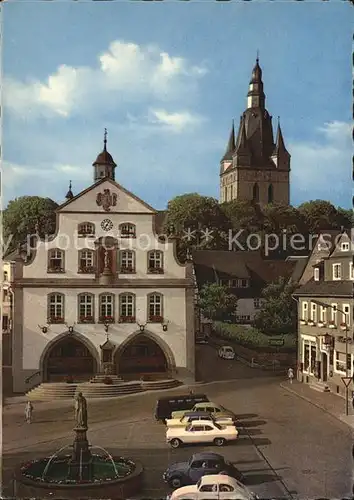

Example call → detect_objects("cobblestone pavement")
3 345 353 499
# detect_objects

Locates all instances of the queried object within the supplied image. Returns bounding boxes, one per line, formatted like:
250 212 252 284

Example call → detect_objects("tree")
254 277 297 335
337 208 353 230
261 203 306 234
198 282 238 322
297 200 341 233
3 196 58 254
163 193 231 261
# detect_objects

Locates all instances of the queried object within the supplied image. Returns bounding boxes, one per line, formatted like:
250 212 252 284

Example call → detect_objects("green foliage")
213 321 296 349
163 193 230 261
254 276 297 335
198 283 238 321
3 196 58 254
261 203 307 234
297 200 341 233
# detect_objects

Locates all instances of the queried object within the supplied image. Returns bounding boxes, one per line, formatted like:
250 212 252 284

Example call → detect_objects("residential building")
219 57 290 206
293 230 354 395
192 250 304 325
2 260 14 394
11 136 195 394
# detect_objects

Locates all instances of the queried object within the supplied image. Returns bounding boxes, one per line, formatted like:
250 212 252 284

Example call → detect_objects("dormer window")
314 268 319 281
119 223 136 238
341 242 350 251
332 263 342 281
78 222 95 237
230 279 249 288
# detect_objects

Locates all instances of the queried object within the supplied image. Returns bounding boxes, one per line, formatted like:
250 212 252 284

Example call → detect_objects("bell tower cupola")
247 55 266 110
93 128 117 182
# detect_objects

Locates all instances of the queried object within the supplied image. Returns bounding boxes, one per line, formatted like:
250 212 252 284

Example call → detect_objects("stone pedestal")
68 426 93 481
99 268 113 285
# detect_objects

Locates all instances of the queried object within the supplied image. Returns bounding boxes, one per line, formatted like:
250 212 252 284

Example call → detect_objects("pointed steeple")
273 118 288 154
234 116 251 166
221 121 235 161
272 118 290 170
93 128 117 182
247 56 265 109
65 180 74 200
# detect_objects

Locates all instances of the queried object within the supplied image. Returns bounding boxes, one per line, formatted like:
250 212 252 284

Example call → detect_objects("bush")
212 321 296 349
103 376 113 385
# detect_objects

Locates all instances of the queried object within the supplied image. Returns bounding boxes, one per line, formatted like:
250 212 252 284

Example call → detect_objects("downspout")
291 295 301 382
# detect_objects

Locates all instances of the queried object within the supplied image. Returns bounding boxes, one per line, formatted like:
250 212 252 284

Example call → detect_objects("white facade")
235 298 263 323
13 178 195 392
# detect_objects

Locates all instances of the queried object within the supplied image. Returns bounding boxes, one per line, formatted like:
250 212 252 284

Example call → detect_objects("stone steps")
89 374 123 384
309 381 330 393
27 379 182 400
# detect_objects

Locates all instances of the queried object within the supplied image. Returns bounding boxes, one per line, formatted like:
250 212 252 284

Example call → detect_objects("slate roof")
293 278 354 297
192 250 299 298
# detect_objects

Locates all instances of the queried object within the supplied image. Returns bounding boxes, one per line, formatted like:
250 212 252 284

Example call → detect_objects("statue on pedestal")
74 392 88 429
104 250 110 269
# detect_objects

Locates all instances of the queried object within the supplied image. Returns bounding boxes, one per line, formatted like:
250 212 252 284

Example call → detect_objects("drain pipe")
291 295 301 381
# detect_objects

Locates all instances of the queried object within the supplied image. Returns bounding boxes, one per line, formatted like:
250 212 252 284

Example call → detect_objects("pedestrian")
25 400 33 424
287 367 294 384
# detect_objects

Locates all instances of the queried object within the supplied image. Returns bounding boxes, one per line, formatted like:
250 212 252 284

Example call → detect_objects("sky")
2 1 352 210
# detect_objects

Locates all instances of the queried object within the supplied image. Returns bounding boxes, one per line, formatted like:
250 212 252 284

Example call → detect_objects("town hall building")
219 58 291 206
11 134 195 393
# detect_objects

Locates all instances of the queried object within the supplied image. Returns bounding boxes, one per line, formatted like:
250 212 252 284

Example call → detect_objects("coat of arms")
96 189 117 212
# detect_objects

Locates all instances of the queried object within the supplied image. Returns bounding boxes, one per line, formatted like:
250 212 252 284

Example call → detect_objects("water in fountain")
41 444 73 480
90 445 119 476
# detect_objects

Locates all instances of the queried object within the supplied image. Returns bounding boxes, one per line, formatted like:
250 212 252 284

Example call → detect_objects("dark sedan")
163 451 244 489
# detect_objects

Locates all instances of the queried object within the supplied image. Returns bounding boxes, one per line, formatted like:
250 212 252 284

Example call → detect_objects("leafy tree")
221 199 262 232
198 282 238 322
261 203 306 234
3 196 58 254
163 193 231 261
297 200 341 233
337 207 353 230
254 277 297 335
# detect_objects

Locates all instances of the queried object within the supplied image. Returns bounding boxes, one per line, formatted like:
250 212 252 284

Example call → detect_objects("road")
2 344 353 499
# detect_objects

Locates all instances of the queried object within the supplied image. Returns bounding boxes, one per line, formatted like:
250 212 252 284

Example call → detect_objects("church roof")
93 149 116 166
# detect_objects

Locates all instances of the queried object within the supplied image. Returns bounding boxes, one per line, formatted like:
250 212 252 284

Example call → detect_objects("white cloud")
4 40 208 119
147 109 205 132
290 120 352 205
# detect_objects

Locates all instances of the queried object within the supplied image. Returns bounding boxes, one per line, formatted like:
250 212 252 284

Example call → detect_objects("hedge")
212 321 296 350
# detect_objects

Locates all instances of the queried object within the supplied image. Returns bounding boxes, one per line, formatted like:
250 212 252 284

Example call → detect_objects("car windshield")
214 422 222 430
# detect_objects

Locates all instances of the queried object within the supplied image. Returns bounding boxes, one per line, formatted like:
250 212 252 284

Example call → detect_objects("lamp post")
313 300 350 415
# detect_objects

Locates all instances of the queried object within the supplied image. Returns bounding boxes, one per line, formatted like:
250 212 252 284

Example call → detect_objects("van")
154 393 209 422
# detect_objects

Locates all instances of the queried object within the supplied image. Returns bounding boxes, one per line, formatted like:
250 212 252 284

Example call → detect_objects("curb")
279 382 354 431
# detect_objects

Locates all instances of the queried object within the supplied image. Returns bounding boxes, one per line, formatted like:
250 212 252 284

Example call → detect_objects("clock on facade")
101 219 113 231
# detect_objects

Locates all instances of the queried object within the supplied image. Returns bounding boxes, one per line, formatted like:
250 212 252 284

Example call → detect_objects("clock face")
101 219 113 231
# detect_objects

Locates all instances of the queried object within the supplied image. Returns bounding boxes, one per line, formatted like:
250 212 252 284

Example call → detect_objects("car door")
198 483 218 500
203 424 216 443
186 424 205 443
188 459 205 483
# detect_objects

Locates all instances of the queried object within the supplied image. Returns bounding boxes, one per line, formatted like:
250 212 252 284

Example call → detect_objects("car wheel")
214 437 226 446
169 477 183 488
170 438 182 448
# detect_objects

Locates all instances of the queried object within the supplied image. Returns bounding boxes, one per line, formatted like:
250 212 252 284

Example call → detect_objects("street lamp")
312 300 351 415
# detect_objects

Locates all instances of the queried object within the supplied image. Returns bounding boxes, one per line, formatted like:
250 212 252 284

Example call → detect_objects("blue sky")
2 1 352 210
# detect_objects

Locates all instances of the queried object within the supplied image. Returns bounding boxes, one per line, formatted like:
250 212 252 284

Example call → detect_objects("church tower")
93 128 117 182
219 58 290 206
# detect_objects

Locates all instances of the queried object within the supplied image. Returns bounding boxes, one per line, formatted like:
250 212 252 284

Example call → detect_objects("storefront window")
304 343 310 372
310 345 317 374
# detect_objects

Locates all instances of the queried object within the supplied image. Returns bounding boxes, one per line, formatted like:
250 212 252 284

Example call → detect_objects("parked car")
195 332 208 344
166 420 238 448
155 394 209 422
163 452 244 489
171 402 235 422
219 345 236 360
166 411 235 428
167 474 258 500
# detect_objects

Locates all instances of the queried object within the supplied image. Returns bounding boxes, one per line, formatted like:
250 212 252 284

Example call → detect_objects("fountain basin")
17 454 143 499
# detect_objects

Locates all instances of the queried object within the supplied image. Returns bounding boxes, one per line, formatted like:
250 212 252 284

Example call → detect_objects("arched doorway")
43 336 98 382
115 334 171 380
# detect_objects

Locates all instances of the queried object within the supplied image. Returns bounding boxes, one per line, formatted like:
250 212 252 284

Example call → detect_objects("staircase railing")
25 371 41 384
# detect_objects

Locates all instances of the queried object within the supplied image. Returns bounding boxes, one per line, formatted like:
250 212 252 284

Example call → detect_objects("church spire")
273 118 287 154
103 127 107 151
221 121 235 161
247 56 265 109
65 180 74 200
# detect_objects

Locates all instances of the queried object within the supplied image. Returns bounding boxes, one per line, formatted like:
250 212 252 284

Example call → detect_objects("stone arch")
113 330 176 378
252 183 259 202
40 331 100 382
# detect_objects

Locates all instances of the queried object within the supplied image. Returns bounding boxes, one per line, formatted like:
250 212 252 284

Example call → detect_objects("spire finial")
256 50 259 63
104 128 107 150
277 116 280 127
69 179 72 190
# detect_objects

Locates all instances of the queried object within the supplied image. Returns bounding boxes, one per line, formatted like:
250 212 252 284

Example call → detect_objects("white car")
166 412 235 429
167 474 258 500
166 420 238 448
219 346 235 360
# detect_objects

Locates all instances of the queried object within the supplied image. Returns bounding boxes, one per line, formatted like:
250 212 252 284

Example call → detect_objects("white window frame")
119 293 135 318
341 242 350 251
78 293 94 320
350 262 354 280
310 303 317 323
148 293 163 320
332 263 342 281
334 350 347 375
302 340 316 375
120 250 135 272
99 294 114 320
302 301 308 321
342 304 350 327
314 268 319 281
331 303 337 324
48 293 64 321
254 298 261 309
320 306 327 323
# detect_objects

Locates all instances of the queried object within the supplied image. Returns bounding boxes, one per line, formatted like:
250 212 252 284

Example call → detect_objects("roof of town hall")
192 250 302 297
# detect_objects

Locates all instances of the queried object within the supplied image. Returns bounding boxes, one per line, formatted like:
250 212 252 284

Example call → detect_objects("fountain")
16 392 143 498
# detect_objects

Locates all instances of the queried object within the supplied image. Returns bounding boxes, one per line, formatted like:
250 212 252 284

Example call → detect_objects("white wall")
22 287 188 370
236 298 262 321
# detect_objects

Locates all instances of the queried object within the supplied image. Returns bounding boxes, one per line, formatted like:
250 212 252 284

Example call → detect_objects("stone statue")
74 392 88 428
104 250 109 268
